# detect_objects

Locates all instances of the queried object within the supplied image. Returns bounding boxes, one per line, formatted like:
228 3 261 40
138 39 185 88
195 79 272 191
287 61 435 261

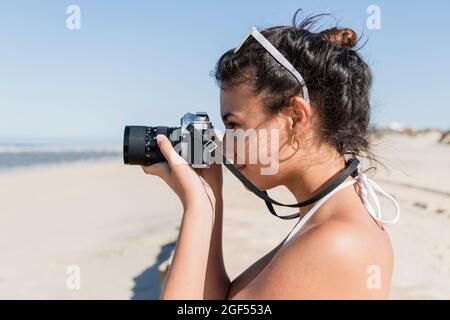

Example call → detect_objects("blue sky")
0 1 449 145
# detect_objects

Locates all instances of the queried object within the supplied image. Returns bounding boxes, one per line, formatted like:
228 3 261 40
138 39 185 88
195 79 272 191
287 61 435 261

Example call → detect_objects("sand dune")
0 135 448 299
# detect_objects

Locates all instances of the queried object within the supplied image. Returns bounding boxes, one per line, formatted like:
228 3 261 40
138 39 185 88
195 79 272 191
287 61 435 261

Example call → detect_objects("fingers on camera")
156 135 188 166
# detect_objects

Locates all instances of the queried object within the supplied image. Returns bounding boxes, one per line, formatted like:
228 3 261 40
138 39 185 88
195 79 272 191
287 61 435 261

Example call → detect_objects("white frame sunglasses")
234 26 310 106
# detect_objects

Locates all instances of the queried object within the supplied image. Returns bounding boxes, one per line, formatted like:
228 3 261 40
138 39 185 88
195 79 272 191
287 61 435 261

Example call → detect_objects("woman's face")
220 84 298 190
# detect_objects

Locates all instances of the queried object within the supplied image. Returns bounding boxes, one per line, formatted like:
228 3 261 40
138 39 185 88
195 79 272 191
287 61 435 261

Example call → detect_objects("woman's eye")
225 122 237 129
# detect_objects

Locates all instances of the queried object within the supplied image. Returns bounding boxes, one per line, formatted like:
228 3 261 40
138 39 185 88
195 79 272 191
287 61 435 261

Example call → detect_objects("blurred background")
0 0 449 299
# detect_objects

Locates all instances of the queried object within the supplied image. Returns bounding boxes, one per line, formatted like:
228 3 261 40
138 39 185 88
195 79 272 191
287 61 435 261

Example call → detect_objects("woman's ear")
283 96 312 134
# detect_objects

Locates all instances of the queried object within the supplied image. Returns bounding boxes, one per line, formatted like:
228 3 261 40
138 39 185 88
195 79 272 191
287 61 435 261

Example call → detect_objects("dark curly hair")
214 10 374 162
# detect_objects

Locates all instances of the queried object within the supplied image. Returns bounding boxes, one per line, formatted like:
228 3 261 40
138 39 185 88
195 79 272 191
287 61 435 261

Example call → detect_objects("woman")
143 12 399 299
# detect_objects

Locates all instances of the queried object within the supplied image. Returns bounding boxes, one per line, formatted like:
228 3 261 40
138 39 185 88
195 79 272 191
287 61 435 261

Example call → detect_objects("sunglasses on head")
234 26 310 106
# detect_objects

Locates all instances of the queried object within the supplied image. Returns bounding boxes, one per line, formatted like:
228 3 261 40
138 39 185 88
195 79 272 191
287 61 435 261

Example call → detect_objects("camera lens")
123 126 147 165
123 126 179 166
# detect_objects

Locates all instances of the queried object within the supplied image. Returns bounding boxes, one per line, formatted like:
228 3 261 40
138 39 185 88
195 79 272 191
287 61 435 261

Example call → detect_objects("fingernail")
156 135 164 142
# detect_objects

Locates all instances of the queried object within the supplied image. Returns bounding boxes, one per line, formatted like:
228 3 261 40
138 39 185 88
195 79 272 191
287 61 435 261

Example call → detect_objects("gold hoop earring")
290 134 301 151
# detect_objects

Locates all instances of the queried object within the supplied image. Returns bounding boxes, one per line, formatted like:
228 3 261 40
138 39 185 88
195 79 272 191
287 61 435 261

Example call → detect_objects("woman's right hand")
142 135 218 211
194 163 223 205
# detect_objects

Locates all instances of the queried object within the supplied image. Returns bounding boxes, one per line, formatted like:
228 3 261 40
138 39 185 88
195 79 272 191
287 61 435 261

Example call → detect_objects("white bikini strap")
356 174 401 226
283 175 400 245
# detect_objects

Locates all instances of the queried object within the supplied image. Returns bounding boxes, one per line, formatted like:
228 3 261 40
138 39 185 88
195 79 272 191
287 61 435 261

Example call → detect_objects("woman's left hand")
142 135 219 211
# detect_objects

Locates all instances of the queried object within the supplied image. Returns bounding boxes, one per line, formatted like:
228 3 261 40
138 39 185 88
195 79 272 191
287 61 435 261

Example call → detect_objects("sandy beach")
0 134 449 299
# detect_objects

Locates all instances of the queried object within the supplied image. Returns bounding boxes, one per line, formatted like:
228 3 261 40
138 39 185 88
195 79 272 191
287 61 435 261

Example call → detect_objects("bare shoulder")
293 218 393 264
230 218 394 300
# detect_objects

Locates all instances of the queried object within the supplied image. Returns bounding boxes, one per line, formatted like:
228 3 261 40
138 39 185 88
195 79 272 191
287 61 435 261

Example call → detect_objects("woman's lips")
234 164 246 171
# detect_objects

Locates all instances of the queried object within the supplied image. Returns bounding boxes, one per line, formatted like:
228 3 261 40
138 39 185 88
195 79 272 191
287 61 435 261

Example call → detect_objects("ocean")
0 144 122 171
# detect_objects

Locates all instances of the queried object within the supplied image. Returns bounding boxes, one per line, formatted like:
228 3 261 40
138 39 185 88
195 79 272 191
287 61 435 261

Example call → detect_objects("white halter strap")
282 174 401 246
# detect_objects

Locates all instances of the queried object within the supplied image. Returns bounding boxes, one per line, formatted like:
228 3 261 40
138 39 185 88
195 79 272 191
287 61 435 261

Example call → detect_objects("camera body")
123 112 217 168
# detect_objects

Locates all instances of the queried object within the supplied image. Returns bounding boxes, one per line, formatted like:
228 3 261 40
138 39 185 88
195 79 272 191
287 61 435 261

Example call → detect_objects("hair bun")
320 27 357 49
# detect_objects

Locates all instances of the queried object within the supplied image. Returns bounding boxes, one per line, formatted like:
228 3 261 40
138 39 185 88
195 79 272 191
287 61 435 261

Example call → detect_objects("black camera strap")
222 156 360 220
